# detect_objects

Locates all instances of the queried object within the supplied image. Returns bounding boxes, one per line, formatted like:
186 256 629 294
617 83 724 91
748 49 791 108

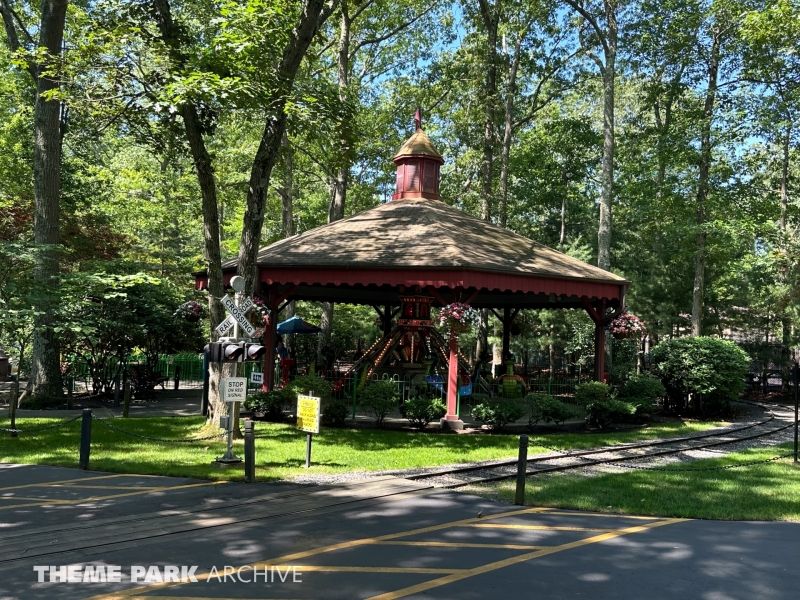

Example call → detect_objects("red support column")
594 321 606 382
443 328 464 430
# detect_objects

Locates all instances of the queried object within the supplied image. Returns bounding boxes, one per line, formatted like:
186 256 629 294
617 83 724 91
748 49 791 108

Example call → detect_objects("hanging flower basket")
173 300 207 322
607 313 646 340
439 302 479 334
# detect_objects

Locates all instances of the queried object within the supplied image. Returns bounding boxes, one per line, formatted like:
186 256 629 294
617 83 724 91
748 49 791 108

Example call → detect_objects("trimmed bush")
244 390 291 421
574 381 611 405
400 396 447 430
472 399 525 431
526 393 574 429
359 381 399 427
284 374 332 402
650 337 749 413
619 374 666 401
624 396 654 417
322 401 350 427
584 397 636 428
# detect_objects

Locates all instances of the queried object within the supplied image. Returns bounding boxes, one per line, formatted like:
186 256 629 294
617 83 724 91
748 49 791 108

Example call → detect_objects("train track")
406 401 796 489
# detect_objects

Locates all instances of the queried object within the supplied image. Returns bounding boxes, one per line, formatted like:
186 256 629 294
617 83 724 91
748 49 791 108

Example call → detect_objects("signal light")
243 343 266 361
222 343 244 361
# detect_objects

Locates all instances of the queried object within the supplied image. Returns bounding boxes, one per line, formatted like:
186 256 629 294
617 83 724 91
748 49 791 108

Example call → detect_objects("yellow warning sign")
296 395 321 434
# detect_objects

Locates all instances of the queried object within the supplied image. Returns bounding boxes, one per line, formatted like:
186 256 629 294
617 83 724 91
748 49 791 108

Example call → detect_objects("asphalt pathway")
0 464 798 599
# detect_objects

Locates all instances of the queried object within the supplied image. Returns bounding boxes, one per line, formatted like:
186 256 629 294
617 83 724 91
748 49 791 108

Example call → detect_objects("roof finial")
414 107 422 131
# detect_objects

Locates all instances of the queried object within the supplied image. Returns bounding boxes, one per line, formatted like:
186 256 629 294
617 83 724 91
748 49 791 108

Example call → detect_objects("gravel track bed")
290 401 788 486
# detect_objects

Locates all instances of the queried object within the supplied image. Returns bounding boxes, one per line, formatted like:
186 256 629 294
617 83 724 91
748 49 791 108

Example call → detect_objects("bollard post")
244 419 255 483
514 434 529 506
79 409 92 469
9 379 18 438
174 365 181 391
122 379 131 418
113 374 121 407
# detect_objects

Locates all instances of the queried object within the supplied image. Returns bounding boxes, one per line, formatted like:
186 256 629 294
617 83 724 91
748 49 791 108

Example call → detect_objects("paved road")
0 464 798 599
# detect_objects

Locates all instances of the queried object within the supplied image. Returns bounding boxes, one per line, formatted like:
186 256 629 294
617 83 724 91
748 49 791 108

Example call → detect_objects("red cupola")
391 109 444 201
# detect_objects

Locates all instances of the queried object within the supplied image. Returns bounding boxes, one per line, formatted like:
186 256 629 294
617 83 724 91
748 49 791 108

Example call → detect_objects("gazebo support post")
383 305 392 338
442 327 464 431
593 319 606 382
502 307 511 360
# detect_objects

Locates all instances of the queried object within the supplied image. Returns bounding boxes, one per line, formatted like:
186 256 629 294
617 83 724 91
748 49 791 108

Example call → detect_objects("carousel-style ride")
329 293 478 400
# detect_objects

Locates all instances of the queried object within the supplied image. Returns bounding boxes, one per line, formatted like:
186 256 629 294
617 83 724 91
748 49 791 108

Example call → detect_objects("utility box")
0 349 9 381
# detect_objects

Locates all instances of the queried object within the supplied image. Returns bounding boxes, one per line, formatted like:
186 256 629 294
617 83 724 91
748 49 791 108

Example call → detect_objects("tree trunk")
477 0 501 222
691 31 721 337
236 0 333 297
328 0 349 223
317 301 334 368
597 0 616 273
1 0 70 399
152 0 227 425
476 308 489 365
559 173 568 251
499 30 523 229
279 130 296 355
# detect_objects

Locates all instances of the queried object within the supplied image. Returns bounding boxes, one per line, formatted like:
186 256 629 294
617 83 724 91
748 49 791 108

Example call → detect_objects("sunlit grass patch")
0 415 727 482
467 443 800 521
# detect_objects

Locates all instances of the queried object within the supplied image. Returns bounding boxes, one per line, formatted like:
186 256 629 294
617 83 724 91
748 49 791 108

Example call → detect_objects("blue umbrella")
276 316 322 334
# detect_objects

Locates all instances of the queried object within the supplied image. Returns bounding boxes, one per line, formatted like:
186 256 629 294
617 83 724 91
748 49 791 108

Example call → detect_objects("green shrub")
472 399 525 431
284 374 332 402
359 381 399 427
624 396 654 417
526 393 574 429
244 390 291 421
650 337 749 413
619 374 666 401
574 381 611 406
322 401 350 427
584 397 636 429
400 396 447 430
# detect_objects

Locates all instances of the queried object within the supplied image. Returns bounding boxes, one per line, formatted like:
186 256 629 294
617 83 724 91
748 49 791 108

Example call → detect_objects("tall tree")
0 0 68 398
562 0 618 271
236 0 339 297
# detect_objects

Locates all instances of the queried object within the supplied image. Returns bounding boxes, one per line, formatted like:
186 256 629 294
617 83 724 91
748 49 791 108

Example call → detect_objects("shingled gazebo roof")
227 198 620 285
198 123 627 311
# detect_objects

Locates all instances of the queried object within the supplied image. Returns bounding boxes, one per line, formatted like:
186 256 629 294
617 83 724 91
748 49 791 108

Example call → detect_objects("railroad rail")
406 401 794 489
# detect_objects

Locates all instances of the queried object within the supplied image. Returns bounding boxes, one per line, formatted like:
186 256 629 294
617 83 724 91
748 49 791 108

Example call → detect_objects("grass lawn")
467 443 800 521
0 416 727 482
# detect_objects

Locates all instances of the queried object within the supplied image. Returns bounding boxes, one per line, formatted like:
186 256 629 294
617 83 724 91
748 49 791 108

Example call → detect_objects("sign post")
217 377 247 464
296 393 321 468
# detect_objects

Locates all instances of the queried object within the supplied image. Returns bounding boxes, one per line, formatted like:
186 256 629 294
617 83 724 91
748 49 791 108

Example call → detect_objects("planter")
185 314 201 323
612 330 640 340
448 320 469 334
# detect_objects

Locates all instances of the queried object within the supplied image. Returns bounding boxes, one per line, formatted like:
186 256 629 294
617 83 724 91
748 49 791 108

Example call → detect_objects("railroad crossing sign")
219 295 256 337
215 315 235 336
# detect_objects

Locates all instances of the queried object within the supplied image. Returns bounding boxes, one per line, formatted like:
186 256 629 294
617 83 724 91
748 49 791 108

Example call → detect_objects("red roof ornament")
414 107 422 131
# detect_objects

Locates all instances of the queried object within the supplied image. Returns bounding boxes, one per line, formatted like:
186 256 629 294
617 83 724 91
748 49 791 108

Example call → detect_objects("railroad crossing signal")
204 342 265 363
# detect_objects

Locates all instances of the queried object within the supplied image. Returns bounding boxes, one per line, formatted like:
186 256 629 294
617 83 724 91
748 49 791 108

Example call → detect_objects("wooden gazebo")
196 119 628 429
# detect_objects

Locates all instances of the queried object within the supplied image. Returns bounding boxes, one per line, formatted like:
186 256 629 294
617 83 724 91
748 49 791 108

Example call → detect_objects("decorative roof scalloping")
220 198 627 289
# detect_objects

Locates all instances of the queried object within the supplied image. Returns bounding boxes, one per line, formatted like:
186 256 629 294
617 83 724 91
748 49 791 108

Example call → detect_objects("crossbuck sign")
219 296 256 337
